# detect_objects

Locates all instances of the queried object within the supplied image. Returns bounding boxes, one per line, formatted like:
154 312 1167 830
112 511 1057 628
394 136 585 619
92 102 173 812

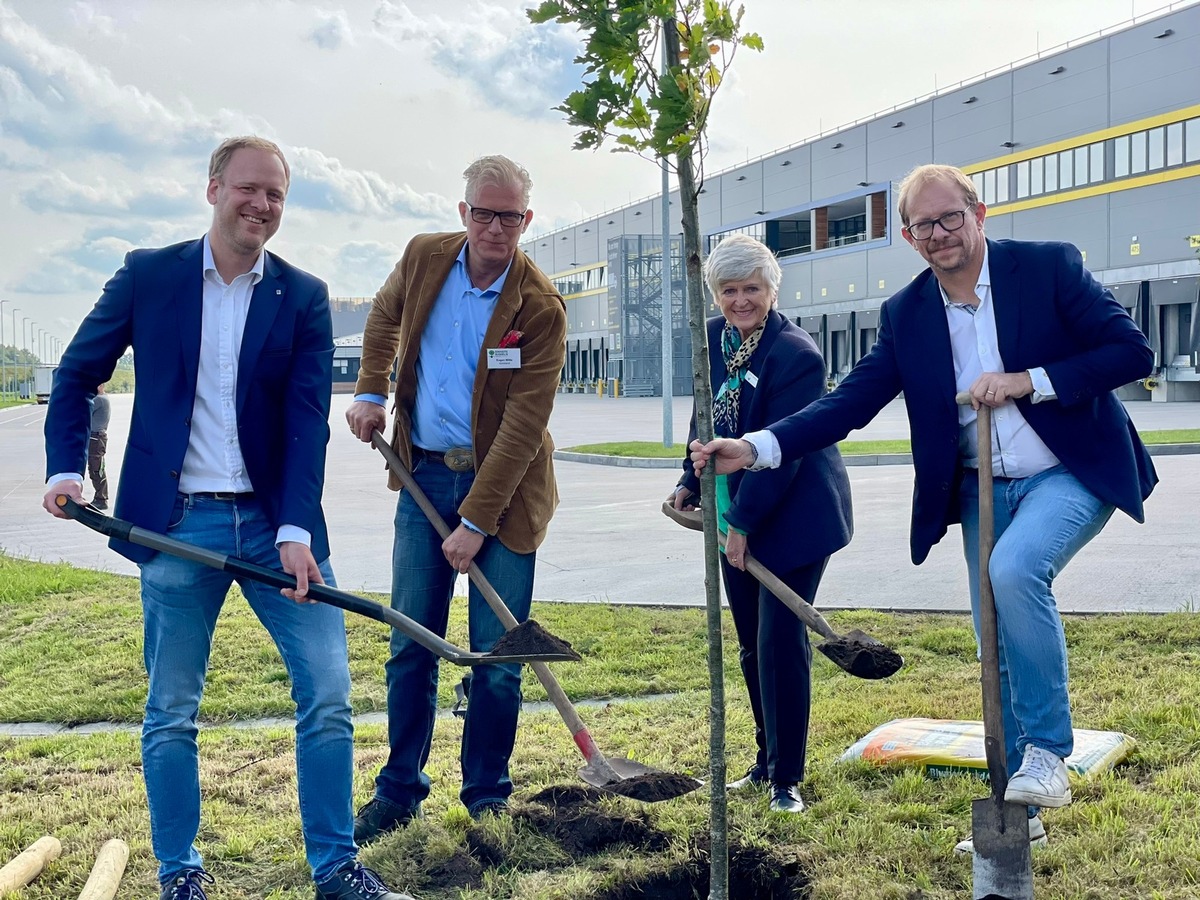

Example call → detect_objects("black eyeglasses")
905 208 973 241
467 205 526 228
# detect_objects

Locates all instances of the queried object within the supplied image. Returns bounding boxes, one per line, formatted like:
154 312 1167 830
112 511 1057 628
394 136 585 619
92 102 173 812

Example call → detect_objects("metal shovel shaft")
371 432 625 785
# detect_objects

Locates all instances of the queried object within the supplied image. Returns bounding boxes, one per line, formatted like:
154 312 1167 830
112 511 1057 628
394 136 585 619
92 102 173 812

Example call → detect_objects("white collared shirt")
177 237 261 494
942 248 1059 477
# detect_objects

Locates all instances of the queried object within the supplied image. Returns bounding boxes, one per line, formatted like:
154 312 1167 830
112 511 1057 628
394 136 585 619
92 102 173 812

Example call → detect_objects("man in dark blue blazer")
691 164 1156 852
42 137 409 900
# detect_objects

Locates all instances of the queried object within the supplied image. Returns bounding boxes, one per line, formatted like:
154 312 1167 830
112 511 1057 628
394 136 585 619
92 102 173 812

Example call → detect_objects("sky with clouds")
0 0 1178 350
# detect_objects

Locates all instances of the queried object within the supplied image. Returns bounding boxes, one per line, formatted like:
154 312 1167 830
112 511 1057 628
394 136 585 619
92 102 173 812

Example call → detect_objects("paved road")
3 394 1197 613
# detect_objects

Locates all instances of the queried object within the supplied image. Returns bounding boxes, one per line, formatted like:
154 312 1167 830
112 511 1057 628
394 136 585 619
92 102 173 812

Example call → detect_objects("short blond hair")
208 136 290 187
463 155 532 208
897 164 978 225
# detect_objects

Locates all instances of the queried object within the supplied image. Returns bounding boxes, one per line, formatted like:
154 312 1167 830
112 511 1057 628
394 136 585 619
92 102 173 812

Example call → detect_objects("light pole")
20 316 31 397
0 299 8 398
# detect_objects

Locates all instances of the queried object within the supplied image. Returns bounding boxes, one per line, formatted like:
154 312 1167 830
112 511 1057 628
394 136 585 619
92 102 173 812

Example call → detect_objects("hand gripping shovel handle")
54 496 569 666
369 432 623 783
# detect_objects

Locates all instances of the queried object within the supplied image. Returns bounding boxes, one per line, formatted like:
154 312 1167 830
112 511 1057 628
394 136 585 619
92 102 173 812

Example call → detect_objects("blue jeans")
959 465 1113 784
722 556 828 786
138 494 355 885
374 459 535 814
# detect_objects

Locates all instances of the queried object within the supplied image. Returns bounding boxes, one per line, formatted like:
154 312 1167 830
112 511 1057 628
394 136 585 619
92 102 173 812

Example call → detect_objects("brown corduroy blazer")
355 232 567 553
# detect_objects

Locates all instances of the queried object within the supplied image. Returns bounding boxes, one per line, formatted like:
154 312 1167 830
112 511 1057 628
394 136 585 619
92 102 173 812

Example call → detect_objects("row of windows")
971 116 1200 205
553 265 607 298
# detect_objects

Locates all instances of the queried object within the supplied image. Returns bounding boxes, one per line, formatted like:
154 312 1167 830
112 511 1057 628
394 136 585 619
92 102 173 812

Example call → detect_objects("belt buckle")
444 447 474 472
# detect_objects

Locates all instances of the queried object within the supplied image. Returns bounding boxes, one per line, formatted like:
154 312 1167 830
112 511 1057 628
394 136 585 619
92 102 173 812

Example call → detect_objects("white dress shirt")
744 248 1060 477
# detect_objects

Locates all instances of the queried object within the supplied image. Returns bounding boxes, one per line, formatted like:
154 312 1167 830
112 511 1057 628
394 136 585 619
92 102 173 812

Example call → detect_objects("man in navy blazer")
691 164 1156 852
42 137 409 900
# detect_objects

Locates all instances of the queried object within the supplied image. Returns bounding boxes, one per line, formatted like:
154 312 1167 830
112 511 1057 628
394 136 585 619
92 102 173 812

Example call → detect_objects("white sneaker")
954 815 1047 855
726 765 768 792
768 783 805 813
1005 745 1072 808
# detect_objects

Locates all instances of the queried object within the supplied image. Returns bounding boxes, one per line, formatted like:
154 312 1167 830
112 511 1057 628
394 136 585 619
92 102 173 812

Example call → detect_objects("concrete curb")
556 443 1200 469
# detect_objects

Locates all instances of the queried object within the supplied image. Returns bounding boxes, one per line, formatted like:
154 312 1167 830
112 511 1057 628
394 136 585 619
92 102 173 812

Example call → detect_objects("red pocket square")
498 330 524 349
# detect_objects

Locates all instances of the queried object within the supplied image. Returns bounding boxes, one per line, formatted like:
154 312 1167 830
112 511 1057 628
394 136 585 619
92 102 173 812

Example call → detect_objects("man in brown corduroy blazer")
346 155 566 839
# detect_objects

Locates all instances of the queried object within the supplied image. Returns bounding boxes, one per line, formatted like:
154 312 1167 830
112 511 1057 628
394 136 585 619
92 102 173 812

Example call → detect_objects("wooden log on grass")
77 839 129 900
0 835 63 892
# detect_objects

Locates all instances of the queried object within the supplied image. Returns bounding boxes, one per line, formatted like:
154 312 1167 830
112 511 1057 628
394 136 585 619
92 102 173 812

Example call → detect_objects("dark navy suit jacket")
45 238 334 563
766 239 1157 565
680 310 853 574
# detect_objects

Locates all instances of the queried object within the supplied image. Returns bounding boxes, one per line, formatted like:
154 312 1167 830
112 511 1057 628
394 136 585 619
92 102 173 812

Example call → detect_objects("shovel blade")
970 797 1035 900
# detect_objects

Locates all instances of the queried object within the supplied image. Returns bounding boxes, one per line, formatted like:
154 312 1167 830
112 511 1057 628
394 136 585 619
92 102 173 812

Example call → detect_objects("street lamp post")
0 299 8 399
20 316 31 397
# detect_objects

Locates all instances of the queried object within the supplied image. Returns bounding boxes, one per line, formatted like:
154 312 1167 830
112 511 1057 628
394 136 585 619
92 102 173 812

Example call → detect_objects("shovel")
372 432 701 801
661 502 903 680
55 495 578 667
956 392 1034 900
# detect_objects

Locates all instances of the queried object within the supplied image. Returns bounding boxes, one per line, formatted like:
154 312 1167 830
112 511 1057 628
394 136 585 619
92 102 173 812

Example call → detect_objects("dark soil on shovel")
817 628 904 679
602 772 703 802
488 618 581 660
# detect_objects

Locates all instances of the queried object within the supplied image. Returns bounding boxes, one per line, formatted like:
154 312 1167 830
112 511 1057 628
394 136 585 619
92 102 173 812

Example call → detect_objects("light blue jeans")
959 465 1113 785
138 494 356 884
373 458 535 816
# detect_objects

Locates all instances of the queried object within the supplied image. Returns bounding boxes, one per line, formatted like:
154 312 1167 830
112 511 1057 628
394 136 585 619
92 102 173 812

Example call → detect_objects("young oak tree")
528 4 762 896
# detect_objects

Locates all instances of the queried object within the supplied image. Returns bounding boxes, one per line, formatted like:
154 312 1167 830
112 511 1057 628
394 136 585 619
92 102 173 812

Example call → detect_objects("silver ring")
986 391 995 395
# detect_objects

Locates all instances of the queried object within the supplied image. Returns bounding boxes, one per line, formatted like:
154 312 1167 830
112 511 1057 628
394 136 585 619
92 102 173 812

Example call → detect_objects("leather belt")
188 491 256 501
413 446 474 473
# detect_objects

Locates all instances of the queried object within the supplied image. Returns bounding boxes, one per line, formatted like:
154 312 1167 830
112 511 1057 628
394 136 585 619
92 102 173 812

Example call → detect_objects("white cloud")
67 2 116 39
20 171 199 218
371 0 581 119
309 8 353 50
287 145 449 218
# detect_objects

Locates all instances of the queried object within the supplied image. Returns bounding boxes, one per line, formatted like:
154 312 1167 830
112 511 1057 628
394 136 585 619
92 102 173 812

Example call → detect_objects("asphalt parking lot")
3 392 1197 613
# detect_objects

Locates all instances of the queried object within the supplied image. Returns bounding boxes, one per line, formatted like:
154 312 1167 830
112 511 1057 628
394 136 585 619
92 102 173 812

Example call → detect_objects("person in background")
43 136 410 900
346 155 566 837
670 233 853 814
87 383 110 509
689 164 1157 852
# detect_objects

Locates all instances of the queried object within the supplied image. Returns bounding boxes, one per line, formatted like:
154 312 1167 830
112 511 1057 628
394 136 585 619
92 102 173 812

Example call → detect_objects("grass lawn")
564 430 1200 459
3 556 1200 898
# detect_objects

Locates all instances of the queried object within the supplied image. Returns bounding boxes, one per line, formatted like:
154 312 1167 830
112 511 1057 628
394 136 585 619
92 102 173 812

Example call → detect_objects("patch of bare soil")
516 786 670 858
593 837 812 900
423 850 484 891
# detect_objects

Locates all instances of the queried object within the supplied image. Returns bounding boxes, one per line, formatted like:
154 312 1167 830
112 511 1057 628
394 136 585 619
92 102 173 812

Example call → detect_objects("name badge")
487 348 521 369
745 371 759 387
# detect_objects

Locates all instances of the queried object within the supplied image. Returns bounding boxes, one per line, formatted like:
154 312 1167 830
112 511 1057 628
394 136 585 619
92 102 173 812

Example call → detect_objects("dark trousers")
87 431 108 504
722 554 829 786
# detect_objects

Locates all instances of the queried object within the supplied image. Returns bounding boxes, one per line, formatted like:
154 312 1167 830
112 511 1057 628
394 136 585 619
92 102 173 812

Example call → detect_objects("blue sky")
0 0 1174 349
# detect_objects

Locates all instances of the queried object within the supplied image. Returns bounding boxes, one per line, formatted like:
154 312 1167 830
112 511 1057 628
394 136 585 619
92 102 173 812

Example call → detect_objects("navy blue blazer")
767 239 1157 564
681 310 853 574
45 238 335 563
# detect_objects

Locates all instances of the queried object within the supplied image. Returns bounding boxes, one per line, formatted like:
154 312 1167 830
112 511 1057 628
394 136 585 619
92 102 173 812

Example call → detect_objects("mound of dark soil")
817 629 903 679
593 838 812 900
464 827 506 869
423 849 484 891
517 784 671 858
489 619 581 660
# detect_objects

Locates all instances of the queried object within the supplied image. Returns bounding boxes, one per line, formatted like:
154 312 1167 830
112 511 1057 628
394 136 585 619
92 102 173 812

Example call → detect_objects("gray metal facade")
525 2 1200 400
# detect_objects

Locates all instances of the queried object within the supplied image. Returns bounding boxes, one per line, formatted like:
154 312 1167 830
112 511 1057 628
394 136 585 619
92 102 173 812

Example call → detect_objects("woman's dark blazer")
679 310 853 574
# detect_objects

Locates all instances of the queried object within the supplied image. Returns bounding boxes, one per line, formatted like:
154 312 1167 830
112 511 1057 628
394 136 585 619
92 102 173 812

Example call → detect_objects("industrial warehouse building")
518 2 1200 402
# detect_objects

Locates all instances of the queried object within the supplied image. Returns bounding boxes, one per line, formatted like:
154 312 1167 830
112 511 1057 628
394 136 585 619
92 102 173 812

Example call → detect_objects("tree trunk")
666 17 728 900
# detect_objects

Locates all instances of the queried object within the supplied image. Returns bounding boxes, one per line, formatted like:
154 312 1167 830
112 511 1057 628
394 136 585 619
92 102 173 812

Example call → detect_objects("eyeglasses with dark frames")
905 207 974 241
467 204 526 228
